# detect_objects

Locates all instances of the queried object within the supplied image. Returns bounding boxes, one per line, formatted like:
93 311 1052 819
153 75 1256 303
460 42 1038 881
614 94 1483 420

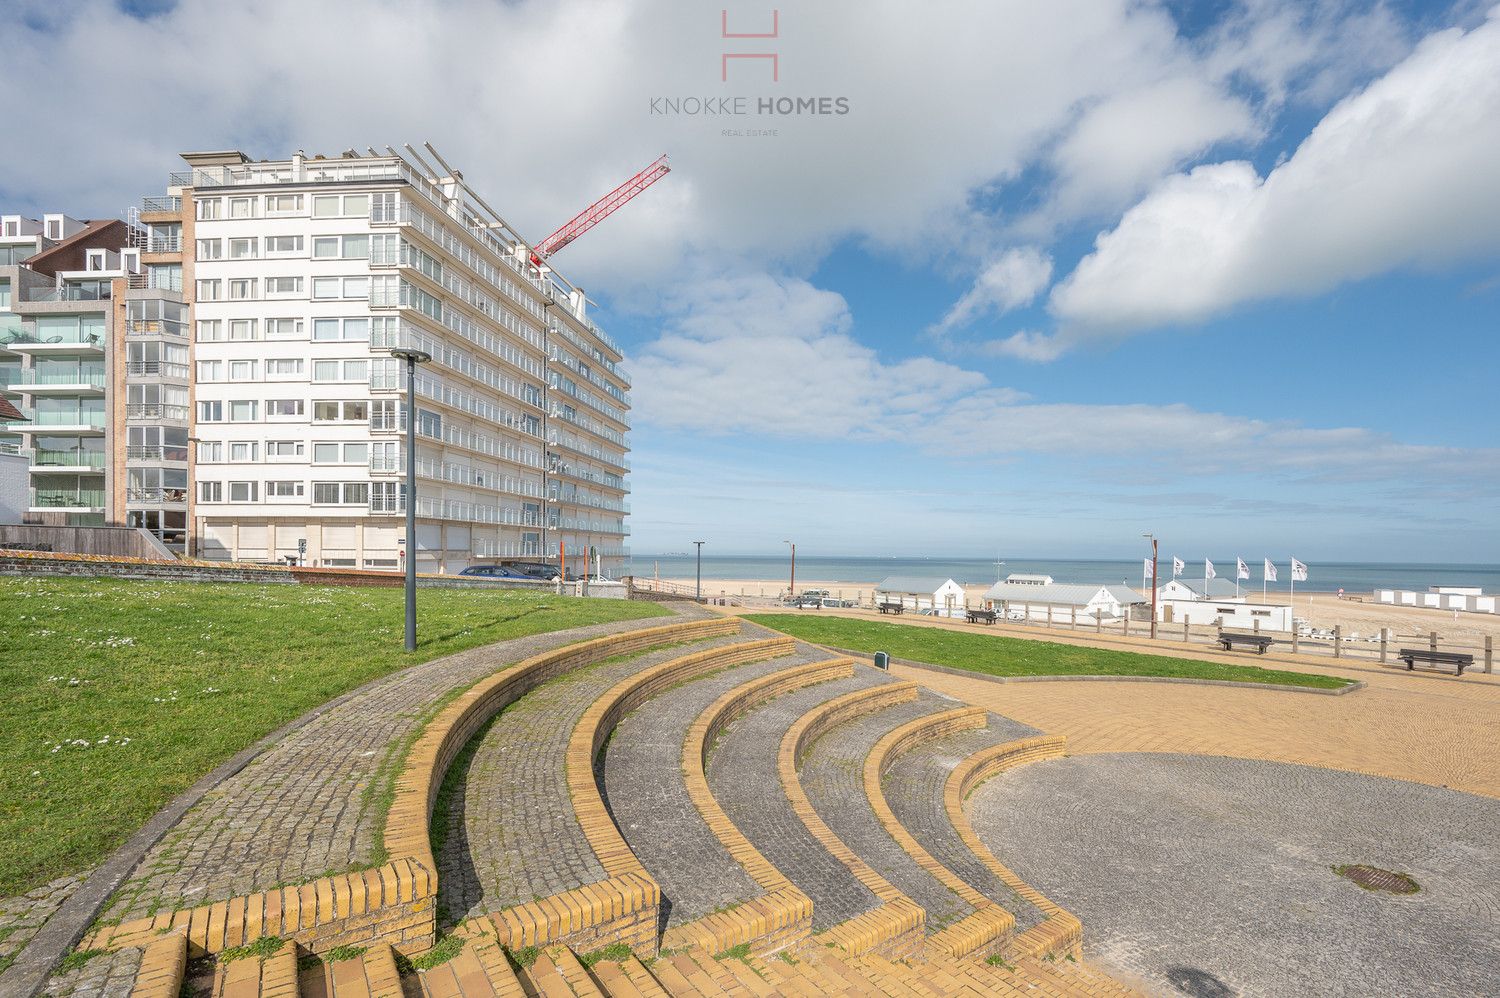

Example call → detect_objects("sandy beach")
658 576 1500 644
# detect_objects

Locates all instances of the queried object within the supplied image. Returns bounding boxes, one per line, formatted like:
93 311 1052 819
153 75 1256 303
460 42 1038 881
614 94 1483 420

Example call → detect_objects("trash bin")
874 651 890 671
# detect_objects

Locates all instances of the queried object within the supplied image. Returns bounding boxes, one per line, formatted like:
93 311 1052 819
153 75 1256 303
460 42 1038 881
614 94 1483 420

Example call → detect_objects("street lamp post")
1143 533 1159 640
693 540 705 601
784 540 796 601
391 347 432 651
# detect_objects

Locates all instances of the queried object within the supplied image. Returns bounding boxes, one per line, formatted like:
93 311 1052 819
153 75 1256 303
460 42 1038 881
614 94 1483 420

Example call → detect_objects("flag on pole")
1291 558 1308 582
1236 557 1250 580
1204 559 1216 580
1143 558 1152 579
1263 558 1278 582
1172 556 1185 577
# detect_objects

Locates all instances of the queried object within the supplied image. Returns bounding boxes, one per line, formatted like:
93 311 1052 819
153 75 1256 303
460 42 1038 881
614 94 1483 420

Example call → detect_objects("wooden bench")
966 609 997 625
1218 631 1274 654
1396 648 1475 676
878 602 904 615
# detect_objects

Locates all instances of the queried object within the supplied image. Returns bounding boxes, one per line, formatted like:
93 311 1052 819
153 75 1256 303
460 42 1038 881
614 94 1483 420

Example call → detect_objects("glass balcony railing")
16 369 106 387
31 488 105 509
141 195 182 213
30 410 106 428
34 449 106 468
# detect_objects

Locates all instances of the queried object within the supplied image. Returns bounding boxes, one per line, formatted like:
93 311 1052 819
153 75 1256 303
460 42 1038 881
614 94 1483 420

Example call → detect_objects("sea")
625 554 1500 595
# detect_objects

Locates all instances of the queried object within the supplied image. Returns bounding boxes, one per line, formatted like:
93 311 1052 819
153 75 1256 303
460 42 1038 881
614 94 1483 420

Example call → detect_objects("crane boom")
533 154 671 260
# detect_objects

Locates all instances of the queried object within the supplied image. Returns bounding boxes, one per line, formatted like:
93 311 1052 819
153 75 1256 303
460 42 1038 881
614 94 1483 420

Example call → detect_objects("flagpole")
1289 560 1294 617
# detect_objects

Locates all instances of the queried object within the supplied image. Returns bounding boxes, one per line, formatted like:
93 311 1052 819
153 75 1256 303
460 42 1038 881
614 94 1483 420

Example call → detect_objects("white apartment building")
167 147 630 573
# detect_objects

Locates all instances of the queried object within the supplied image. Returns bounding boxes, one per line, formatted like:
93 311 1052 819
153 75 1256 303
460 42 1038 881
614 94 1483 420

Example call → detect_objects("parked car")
459 565 534 580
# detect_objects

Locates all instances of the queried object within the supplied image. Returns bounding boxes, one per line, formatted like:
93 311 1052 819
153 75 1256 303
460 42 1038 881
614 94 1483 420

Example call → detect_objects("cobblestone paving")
798 690 973 933
98 608 697 924
37 945 142 998
706 666 901 932
437 629 757 923
881 716 1046 934
0 871 89 976
971 753 1500 998
603 631 830 930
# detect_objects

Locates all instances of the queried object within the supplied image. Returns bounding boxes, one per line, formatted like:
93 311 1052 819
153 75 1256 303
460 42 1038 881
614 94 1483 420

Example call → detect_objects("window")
313 442 340 463
313 360 339 382
199 481 222 502
342 317 368 340
343 442 367 464
313 236 341 259
196 279 222 302
197 199 221 220
313 317 368 341
196 360 223 382
228 400 258 422
197 239 222 261
370 358 399 390
312 482 341 504
312 359 369 383
197 319 223 342
266 399 304 417
313 277 340 299
370 399 399 430
343 400 368 421
229 441 258 462
312 195 341 217
266 480 303 497
418 409 442 438
228 238 257 260
343 195 369 216
229 197 255 218
266 235 303 255
265 277 302 297
228 481 258 502
343 277 368 299
342 482 368 504
370 481 402 512
228 360 257 381
265 318 303 339
266 358 303 378
267 440 303 459
266 194 302 214
313 318 340 341
228 319 257 341
228 278 256 301
313 401 341 421
197 441 222 462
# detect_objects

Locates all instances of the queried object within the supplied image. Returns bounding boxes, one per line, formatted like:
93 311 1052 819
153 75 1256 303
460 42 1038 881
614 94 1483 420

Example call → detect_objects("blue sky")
3 0 1497 562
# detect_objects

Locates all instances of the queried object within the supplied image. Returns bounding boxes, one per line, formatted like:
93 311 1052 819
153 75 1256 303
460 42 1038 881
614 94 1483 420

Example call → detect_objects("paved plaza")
971 753 1500 997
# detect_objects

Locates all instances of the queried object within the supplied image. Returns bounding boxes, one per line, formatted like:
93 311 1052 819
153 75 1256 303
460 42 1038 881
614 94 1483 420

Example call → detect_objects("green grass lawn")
0 576 668 898
750 614 1351 690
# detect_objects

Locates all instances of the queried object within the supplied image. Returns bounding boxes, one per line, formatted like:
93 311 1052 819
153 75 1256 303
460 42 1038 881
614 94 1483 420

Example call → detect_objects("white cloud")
1049 7 1500 337
930 248 1053 333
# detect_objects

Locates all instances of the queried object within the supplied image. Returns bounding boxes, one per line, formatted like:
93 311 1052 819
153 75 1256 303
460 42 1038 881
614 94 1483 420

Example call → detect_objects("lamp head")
389 347 433 364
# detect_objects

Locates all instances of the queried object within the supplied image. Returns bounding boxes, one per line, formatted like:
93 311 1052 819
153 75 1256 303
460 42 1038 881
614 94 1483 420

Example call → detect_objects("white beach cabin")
982 577 1145 622
874 576 966 613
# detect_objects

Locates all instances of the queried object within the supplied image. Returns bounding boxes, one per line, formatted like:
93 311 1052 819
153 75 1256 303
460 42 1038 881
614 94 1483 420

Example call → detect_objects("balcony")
125 360 189 379
125 319 187 337
127 445 188 462
141 236 182 254
31 488 105 510
12 369 106 391
17 409 105 431
126 487 188 505
125 403 188 421
33 449 106 470
141 195 182 214
0 331 104 350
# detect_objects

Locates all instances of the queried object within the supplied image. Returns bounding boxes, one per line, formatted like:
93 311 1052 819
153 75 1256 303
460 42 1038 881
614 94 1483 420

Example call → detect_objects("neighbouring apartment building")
0 146 632 573
1 212 190 548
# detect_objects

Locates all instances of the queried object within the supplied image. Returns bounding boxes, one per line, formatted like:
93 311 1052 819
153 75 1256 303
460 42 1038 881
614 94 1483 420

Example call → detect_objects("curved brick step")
433 629 751 926
878 715 1050 945
798 684 996 948
597 636 835 936
89 617 736 966
703 666 904 944
299 944 403 998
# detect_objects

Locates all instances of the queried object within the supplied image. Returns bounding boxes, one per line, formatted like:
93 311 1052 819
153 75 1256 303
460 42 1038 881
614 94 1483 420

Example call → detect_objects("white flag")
1264 558 1278 583
1143 557 1152 579
1236 557 1250 580
1292 557 1308 582
1172 556 1184 577
1204 559 1216 580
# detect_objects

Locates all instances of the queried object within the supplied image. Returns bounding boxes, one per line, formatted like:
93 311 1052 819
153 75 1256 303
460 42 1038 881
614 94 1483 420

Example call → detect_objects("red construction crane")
530 155 671 265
